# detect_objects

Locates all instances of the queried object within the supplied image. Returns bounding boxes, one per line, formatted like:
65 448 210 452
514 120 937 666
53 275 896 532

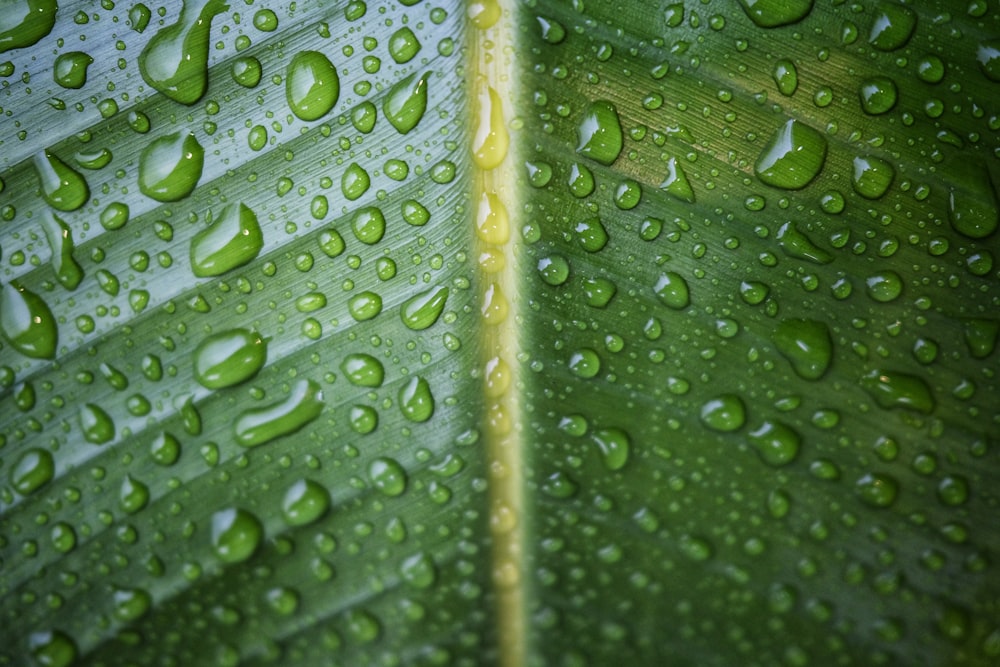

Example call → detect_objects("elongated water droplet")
977 40 1000 82
748 420 801 466
41 211 84 290
947 164 998 239
852 155 894 199
129 3 151 33
0 282 58 359
286 50 339 121
351 206 386 244
576 100 623 166
855 472 898 508
772 59 798 96
120 474 150 513
400 286 448 330
139 131 204 202
653 271 690 309
399 376 434 422
383 71 429 134
861 369 935 414
773 318 832 380
211 507 263 563
776 221 832 264
34 150 89 212
138 0 228 104
53 51 93 89
737 0 813 28
658 156 695 202
234 379 324 447
0 0 58 55
10 447 54 495
193 328 267 389
473 81 508 169
190 203 263 277
754 119 827 190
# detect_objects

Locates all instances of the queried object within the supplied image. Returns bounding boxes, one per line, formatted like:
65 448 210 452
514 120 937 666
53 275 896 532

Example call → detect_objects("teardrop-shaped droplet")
138 0 228 104
119 474 150 514
34 150 89 212
754 119 827 190
190 203 263 277
868 3 916 52
400 286 449 330
138 131 204 202
773 318 833 380
851 155 894 200
53 51 93 89
776 221 832 264
234 379 324 447
861 369 935 414
286 50 339 121
658 156 695 203
79 403 115 444
576 100 623 166
653 271 690 309
473 80 508 169
399 376 434 422
0 0 58 55
0 282 58 359
41 211 84 290
281 479 330 526
591 427 630 470
193 328 267 389
383 71 429 134
210 507 263 563
400 552 437 589
368 457 408 496
10 447 55 495
748 420 801 467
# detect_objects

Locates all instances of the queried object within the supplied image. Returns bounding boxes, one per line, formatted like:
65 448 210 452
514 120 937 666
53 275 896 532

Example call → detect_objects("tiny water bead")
211 507 263 564
700 394 747 432
754 119 827 190
576 100 623 166
193 328 267 389
286 50 339 121
138 132 204 202
0 282 58 359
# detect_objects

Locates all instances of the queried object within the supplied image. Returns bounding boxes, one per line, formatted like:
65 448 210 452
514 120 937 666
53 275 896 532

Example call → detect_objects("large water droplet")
947 164 998 239
193 328 267 389
861 369 935 414
653 271 690 309
399 376 434 422
737 0 813 27
977 40 1000 82
9 447 54 495
138 131 205 202
773 318 832 380
748 420 800 466
79 403 115 444
576 100 623 166
138 0 228 104
700 395 747 431
859 76 898 115
286 50 339 121
754 119 827 190
27 629 77 667
591 427 630 470
473 81 508 169
53 51 93 89
189 203 263 277
400 286 449 330
369 457 408 496
658 156 695 203
868 3 916 52
211 507 263 563
234 379 324 447
389 26 421 63
855 472 899 508
400 552 437 589
120 474 150 513
0 0 58 55
383 72 429 134
340 353 385 387
0 282 58 359
33 150 89 212
281 479 330 526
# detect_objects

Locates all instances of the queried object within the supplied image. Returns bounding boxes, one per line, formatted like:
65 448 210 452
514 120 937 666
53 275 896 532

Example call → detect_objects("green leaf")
1 1 999 666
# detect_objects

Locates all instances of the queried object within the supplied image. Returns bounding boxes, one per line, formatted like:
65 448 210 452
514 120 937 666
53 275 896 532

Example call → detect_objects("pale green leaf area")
0 0 998 666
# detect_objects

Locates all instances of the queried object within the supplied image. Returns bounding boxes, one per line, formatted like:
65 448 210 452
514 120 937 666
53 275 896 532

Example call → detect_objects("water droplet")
345 608 382 643
50 522 76 553
341 162 370 200
138 131 205 202
27 629 76 667
937 475 969 506
851 155 894 199
0 0 58 55
737 0 813 28
33 150 89 212
653 271 690 309
861 369 935 413
253 8 278 31
402 199 430 226
700 394 747 432
400 552 437 588
537 254 570 286
190 203 263 277
754 119 827 190
389 26 421 63
129 3 151 33
193 328 267 389
916 55 945 84
947 164 998 239
568 348 601 378
964 319 998 359
348 291 383 321
369 457 407 496
855 472 899 508
868 3 917 52
41 211 84 290
658 156 695 203
576 100 623 166
351 206 386 244
748 420 801 466
399 376 434 422
232 55 262 88
772 59 798 96
473 81 508 169
0 282 58 359
859 76 898 115
53 51 92 89
120 474 150 513
865 270 903 302
591 427 630 470
100 202 130 231
776 221 832 264
567 162 595 198
340 353 384 387
383 71 429 134
400 285 449 330
138 0 228 104
210 507 263 563
9 447 54 495
79 402 115 444
113 587 151 622
234 379 324 447
281 479 330 526
286 50 339 121
977 40 1000 82
773 318 832 380
537 16 566 43
574 217 608 252
150 431 181 465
